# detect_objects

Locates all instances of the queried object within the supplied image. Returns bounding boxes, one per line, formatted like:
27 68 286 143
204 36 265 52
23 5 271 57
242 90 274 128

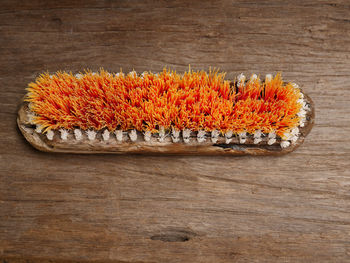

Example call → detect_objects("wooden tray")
17 91 314 155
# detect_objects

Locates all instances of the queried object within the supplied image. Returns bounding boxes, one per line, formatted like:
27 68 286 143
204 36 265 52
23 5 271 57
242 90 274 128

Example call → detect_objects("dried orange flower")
26 68 302 137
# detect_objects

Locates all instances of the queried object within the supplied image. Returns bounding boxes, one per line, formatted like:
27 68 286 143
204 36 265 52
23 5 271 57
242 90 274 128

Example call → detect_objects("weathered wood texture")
1 0 350 262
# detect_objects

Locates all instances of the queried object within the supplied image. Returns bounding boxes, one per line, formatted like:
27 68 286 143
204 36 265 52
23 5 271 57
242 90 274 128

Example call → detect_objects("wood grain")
1 0 350 262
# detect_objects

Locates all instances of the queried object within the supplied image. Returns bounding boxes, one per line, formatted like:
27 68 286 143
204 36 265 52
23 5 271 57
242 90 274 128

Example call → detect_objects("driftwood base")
17 93 314 155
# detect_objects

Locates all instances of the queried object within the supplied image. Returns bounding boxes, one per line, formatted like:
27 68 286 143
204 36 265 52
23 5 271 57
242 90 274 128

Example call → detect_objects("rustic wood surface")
1 0 350 262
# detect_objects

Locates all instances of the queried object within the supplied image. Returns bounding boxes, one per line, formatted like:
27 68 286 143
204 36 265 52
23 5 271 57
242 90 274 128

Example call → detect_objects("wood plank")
1 0 350 262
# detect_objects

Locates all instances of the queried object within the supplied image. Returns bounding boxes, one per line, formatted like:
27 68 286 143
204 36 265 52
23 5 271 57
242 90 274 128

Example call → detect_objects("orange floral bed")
26 69 302 137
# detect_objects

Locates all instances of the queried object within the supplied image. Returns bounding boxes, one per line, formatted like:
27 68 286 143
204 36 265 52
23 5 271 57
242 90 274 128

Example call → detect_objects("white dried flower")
46 130 54 140
158 126 166 142
144 131 152 142
59 128 69 141
265 74 272 82
267 138 276 145
237 73 246 86
291 83 299 89
183 129 191 143
197 130 206 143
211 130 220 143
280 140 291 148
129 129 137 142
283 132 293 141
254 137 262 144
114 130 123 142
35 126 42 133
250 74 258 82
291 127 299 136
74 129 83 140
225 130 233 144
239 132 247 144
129 70 137 77
141 71 147 78
86 130 96 141
297 109 307 118
291 135 298 144
254 130 262 138
297 99 307 110
268 131 276 139
102 129 110 141
171 128 180 143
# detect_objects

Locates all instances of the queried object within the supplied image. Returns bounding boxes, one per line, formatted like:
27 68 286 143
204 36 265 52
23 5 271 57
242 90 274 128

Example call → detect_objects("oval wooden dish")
17 90 314 156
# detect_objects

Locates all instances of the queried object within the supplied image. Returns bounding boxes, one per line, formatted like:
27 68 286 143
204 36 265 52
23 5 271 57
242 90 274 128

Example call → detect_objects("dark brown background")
1 0 350 262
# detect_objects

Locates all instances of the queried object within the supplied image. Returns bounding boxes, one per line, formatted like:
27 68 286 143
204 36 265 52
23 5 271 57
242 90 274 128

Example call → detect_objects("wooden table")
1 1 350 262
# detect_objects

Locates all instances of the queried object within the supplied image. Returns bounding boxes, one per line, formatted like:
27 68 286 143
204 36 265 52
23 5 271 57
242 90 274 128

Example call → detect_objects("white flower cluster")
267 132 276 145
253 130 262 144
197 130 206 143
144 130 152 142
114 130 123 141
46 130 54 140
280 127 300 148
115 72 124 77
265 74 273 82
158 126 166 142
239 132 247 144
86 130 96 141
211 130 220 143
102 129 110 141
250 74 258 82
182 129 191 143
35 125 42 133
171 128 180 143
280 83 310 148
128 71 137 77
237 73 246 87
59 129 69 141
38 126 302 147
74 129 82 141
129 129 137 142
225 130 233 144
